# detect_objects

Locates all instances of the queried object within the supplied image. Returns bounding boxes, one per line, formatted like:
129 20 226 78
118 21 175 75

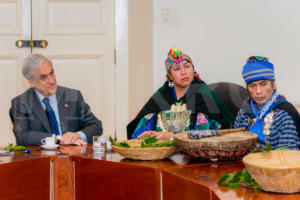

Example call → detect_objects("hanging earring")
168 80 174 87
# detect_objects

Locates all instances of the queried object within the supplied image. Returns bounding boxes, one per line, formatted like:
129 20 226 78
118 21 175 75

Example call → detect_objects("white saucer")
41 144 60 150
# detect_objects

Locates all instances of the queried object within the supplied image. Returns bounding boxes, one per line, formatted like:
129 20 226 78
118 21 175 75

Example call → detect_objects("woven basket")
174 130 257 161
111 139 176 160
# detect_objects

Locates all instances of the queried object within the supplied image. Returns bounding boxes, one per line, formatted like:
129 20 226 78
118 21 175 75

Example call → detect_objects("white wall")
153 0 300 104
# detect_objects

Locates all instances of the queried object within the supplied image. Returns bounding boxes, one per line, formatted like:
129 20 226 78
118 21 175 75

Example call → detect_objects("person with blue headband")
234 56 300 150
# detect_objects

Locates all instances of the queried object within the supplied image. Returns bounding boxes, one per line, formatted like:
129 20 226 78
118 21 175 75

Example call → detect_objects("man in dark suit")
10 54 102 146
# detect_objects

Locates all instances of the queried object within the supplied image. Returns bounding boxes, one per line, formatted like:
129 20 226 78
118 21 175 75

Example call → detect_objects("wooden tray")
243 150 300 193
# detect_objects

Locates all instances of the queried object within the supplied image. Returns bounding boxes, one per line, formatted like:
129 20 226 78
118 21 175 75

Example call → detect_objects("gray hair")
22 54 53 80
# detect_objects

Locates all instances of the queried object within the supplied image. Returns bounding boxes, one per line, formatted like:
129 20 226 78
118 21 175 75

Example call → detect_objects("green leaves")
108 135 117 145
218 174 234 185
218 168 261 190
232 171 243 182
229 183 241 189
104 143 108 154
242 169 252 183
5 143 26 152
250 149 262 153
265 144 272 151
274 147 289 150
144 137 158 144
113 137 174 149
108 135 131 148
251 144 290 153
118 142 131 148
140 138 174 148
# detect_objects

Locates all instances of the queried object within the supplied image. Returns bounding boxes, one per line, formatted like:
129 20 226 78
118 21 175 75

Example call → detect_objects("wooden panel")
74 157 161 200
45 0 104 34
211 191 221 200
49 55 115 136
33 0 116 137
0 0 21 34
53 155 74 200
163 170 211 200
0 157 50 200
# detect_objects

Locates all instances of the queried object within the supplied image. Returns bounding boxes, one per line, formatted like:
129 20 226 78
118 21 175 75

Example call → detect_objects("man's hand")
61 132 82 145
73 138 87 146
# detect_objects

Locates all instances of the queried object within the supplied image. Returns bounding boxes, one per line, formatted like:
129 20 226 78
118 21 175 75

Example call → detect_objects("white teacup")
41 135 56 146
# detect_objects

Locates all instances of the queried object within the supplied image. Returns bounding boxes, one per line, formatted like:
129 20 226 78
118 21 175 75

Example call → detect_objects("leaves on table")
5 143 26 152
250 143 289 153
229 183 241 189
218 168 261 190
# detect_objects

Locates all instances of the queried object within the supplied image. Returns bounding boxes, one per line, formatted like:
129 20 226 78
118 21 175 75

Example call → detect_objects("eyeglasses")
247 56 269 63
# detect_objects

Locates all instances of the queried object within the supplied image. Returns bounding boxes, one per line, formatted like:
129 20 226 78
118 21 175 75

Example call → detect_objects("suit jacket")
10 86 103 145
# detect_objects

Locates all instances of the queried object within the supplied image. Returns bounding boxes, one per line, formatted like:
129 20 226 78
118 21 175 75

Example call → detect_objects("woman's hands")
137 131 157 139
155 132 174 140
137 131 174 141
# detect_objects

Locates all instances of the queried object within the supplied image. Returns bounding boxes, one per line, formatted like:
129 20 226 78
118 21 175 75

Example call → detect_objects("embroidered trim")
263 111 274 136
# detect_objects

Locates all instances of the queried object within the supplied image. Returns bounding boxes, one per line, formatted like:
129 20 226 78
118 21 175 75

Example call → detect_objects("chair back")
208 82 249 116
9 108 15 124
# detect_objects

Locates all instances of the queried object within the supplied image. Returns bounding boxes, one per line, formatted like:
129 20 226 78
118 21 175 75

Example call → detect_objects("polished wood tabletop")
162 161 300 200
1 145 300 200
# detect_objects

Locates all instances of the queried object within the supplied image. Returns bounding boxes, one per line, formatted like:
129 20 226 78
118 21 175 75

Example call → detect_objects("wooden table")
2 145 300 200
162 161 300 200
0 153 50 200
72 151 203 200
21 145 200 200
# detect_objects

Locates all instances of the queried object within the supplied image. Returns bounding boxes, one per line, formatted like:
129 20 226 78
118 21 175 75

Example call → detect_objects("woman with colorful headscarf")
127 47 234 140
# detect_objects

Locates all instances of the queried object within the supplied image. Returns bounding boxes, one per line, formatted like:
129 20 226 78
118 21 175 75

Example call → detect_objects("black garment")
127 78 234 139
274 102 300 141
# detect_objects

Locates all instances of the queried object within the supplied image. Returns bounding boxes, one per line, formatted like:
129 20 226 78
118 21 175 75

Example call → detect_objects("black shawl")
127 78 235 139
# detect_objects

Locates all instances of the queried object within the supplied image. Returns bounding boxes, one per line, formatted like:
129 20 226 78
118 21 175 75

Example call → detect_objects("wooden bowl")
243 150 300 193
111 139 176 161
174 130 257 161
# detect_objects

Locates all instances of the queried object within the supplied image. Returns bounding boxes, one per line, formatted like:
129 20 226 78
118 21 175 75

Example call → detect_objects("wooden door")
32 0 116 137
0 0 117 146
0 0 31 145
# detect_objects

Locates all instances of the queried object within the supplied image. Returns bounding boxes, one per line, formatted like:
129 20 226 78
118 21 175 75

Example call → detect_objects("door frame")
115 0 129 140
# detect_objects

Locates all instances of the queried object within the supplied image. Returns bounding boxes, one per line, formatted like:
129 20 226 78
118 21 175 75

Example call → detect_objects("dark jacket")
10 86 102 145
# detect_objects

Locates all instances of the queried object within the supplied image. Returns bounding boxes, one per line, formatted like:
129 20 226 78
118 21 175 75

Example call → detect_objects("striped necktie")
42 98 59 135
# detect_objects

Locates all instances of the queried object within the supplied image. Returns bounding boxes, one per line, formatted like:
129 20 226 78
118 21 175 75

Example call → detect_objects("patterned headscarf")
165 47 193 72
242 56 275 84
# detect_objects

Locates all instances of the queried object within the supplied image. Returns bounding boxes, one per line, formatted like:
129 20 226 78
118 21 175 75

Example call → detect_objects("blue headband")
242 61 274 84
